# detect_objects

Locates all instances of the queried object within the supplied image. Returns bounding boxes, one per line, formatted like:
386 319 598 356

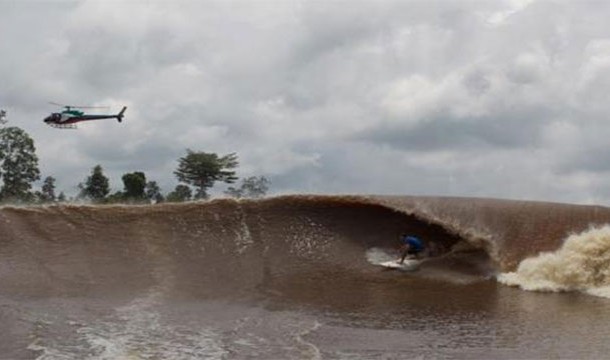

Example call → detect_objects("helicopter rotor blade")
49 102 110 109
71 105 110 109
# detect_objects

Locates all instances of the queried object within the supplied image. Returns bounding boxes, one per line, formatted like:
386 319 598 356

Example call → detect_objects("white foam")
235 206 254 254
27 340 75 360
293 320 322 360
365 247 396 265
77 282 227 359
498 225 610 298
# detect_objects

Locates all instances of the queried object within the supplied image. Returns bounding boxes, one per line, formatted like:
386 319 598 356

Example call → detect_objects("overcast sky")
2 0 610 204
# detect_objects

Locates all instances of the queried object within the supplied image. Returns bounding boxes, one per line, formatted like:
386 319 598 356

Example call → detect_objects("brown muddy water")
1 195 610 359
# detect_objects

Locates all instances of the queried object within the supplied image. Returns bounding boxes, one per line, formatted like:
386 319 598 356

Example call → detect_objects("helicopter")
44 102 127 129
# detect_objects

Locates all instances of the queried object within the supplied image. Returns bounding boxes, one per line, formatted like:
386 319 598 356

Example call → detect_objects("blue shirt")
403 236 423 251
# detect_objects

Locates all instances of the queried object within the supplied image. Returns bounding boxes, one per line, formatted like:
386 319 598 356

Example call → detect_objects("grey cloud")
356 107 556 152
555 146 610 175
62 28 194 92
462 70 492 97
5 1 610 204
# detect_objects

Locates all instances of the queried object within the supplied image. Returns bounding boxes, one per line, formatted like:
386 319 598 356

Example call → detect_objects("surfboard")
379 259 421 271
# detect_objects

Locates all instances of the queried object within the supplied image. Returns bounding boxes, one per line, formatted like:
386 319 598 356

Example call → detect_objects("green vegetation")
78 165 110 203
166 184 192 202
37 176 57 203
122 171 147 202
225 176 270 199
0 126 271 205
145 181 164 203
174 150 238 199
0 127 40 203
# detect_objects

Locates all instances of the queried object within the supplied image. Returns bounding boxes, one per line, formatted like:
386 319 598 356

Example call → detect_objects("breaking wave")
1 195 610 300
498 225 610 298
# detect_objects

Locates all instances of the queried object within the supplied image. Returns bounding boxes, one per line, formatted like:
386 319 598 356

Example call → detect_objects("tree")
122 171 146 202
79 165 110 202
166 184 192 202
0 127 40 202
174 150 238 199
145 181 164 203
105 191 125 204
225 176 270 199
57 192 67 203
40 176 57 203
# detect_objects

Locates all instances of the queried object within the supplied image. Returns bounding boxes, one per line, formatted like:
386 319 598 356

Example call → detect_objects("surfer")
398 234 425 264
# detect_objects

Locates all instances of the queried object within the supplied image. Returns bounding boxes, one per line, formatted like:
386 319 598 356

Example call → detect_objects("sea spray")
498 225 610 298
365 247 397 265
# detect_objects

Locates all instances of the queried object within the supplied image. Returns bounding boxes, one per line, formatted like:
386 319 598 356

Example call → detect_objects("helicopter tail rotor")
117 106 127 122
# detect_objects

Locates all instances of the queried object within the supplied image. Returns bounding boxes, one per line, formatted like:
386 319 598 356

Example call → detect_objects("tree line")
0 126 270 205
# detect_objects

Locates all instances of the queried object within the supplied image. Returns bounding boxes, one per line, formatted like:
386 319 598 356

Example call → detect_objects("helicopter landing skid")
48 123 77 129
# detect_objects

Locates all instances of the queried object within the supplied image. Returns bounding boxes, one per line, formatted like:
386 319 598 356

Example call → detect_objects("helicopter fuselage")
44 113 121 125
43 106 127 128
